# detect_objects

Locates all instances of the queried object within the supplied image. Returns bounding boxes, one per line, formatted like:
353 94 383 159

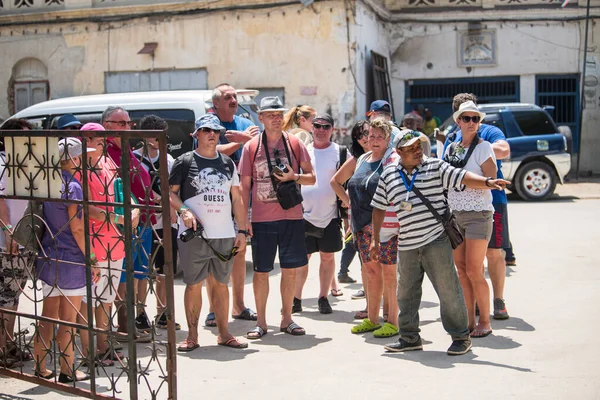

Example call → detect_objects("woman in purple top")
33 138 100 383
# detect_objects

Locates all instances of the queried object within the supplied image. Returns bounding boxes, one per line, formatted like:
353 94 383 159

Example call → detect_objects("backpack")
134 153 162 196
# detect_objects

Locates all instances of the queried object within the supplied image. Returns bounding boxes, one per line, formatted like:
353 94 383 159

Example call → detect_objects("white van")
11 90 259 158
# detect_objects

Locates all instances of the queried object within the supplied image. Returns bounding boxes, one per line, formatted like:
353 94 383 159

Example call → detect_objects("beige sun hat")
452 100 486 123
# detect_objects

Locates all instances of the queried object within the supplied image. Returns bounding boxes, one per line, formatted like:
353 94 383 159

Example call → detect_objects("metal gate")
405 76 520 122
536 74 580 152
0 128 177 399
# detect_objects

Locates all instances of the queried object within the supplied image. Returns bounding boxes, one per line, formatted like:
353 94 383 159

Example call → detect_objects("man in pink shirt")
239 97 315 339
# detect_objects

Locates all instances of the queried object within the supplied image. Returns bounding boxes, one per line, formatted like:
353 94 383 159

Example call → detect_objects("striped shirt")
371 157 467 251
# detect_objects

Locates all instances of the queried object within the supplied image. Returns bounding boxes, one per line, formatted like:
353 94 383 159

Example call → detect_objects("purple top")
36 170 86 290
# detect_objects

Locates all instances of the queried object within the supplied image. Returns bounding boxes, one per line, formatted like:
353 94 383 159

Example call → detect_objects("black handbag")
12 200 45 252
262 132 303 210
412 187 464 250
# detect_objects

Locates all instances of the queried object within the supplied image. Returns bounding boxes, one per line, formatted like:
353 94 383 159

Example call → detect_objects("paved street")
2 189 600 400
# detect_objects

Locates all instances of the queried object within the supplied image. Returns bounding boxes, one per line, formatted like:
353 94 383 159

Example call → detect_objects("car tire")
514 161 557 201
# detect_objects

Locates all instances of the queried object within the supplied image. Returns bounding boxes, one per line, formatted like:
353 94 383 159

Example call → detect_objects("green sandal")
373 322 399 338
351 319 381 334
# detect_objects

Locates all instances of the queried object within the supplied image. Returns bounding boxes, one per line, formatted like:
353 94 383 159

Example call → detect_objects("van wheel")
514 161 557 201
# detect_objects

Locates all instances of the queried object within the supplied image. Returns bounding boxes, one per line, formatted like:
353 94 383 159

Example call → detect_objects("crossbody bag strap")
281 133 296 172
410 185 444 225
261 131 279 194
462 136 479 165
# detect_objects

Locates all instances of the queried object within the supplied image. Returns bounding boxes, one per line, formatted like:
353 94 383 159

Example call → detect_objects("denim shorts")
251 220 308 273
120 227 153 283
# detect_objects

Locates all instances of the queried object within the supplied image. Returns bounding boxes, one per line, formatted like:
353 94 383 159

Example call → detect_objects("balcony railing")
0 0 202 15
384 0 579 9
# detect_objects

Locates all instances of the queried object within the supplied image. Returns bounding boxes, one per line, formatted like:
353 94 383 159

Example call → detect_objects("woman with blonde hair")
331 118 400 338
283 105 316 145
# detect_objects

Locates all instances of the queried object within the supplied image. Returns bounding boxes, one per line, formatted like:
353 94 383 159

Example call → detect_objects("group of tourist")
0 83 517 382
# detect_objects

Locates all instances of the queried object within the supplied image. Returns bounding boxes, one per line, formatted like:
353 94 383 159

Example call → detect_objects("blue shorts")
120 226 153 283
251 220 308 273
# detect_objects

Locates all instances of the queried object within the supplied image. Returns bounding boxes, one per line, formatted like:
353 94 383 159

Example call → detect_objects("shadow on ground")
492 316 535 332
382 350 532 372
243 330 332 351
179 346 259 362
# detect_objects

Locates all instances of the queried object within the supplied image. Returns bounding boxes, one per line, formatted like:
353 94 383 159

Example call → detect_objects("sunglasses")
313 123 332 130
401 131 421 141
198 127 220 134
459 115 481 123
106 120 136 128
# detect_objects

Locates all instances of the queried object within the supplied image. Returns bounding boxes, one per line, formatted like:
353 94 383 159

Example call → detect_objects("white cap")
58 138 97 160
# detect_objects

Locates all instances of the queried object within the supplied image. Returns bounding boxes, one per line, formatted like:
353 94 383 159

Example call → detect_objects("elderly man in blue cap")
168 113 249 351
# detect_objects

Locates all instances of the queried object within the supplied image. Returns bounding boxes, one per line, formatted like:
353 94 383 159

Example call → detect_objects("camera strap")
262 131 295 193
194 224 238 261
445 135 479 168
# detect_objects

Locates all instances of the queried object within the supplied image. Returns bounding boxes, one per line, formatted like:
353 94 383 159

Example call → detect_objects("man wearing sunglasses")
102 106 153 342
169 113 248 351
294 114 347 315
211 83 259 324
239 96 315 340
443 93 512 321
370 129 510 356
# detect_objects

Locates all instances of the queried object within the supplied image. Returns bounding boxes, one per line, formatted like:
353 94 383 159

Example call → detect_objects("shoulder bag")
411 186 464 250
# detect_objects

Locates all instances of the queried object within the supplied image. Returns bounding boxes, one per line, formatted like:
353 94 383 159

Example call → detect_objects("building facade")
0 0 598 173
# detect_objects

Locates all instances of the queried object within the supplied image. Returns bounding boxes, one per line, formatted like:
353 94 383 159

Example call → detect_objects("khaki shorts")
454 210 493 241
178 237 235 285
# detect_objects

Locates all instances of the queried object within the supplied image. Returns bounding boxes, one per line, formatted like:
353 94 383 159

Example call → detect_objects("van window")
129 110 195 159
512 110 557 136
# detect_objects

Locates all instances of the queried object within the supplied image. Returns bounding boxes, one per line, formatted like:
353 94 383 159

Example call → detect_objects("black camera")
273 163 289 175
179 227 204 243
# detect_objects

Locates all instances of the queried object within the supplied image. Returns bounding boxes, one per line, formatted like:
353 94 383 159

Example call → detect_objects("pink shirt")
76 157 126 262
239 134 310 223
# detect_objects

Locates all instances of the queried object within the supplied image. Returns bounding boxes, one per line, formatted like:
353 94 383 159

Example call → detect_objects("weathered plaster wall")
0 1 355 139
387 18 600 173
389 21 581 117
354 1 392 120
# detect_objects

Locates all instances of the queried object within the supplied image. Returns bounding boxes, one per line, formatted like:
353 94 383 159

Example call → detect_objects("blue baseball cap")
193 113 225 136
57 114 82 129
368 100 391 114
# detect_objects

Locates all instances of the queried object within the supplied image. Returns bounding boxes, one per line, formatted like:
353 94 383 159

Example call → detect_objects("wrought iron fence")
0 128 177 399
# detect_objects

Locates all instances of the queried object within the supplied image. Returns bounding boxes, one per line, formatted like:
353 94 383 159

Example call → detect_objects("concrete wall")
388 21 581 116
354 2 392 122
386 18 600 174
0 1 355 139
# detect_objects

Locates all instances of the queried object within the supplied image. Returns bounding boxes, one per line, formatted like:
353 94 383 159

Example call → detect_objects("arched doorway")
11 57 49 113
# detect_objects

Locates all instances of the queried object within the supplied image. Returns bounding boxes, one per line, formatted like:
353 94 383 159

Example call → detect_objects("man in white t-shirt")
133 115 181 331
0 118 35 366
294 114 345 314
169 113 248 351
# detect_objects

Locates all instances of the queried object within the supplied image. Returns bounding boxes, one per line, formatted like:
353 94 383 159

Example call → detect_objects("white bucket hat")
452 100 486 123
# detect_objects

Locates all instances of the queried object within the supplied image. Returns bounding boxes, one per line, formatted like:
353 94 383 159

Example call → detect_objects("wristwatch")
485 177 493 187
238 229 249 236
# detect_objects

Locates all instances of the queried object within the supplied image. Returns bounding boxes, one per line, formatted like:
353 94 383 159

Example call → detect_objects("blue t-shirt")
218 115 255 163
443 124 508 204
